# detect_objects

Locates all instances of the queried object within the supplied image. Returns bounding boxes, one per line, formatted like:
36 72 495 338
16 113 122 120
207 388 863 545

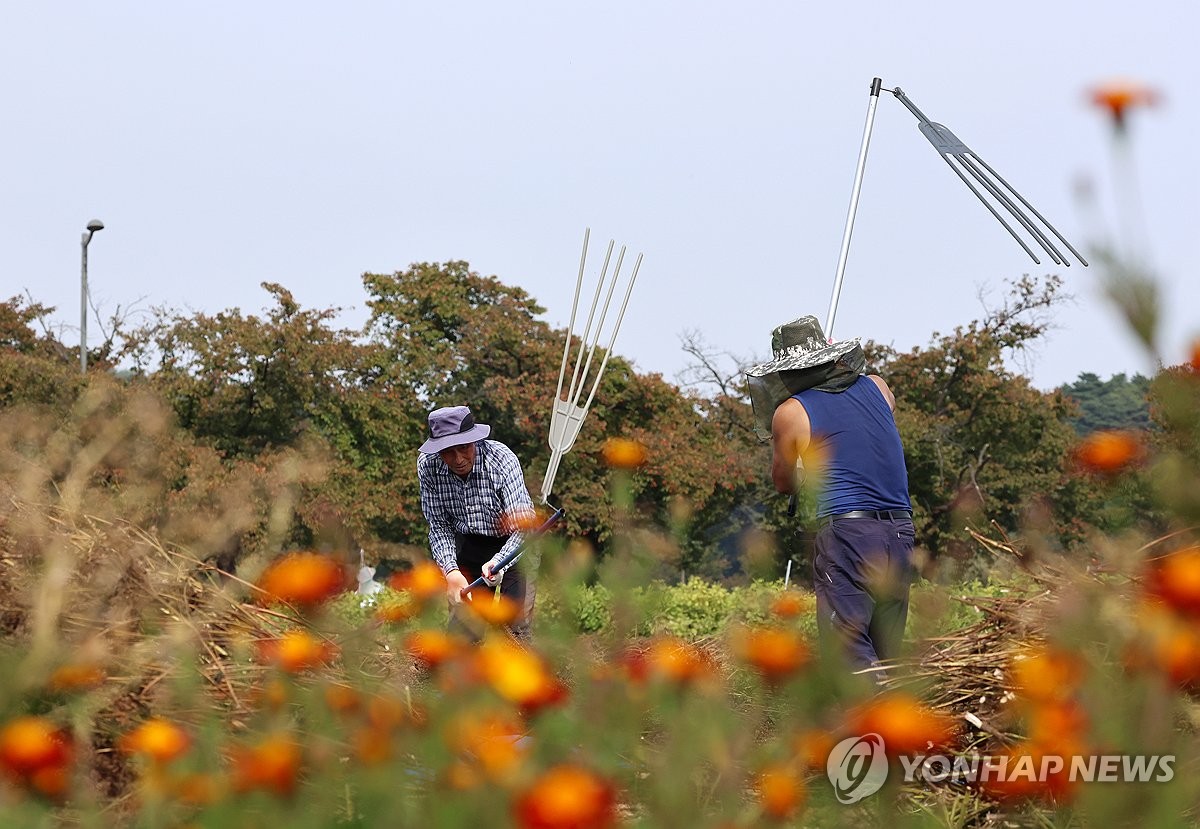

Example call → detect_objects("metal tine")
563 239 615 411
955 152 1066 265
579 252 642 415
552 227 591 417
571 245 628 412
895 86 1086 267
935 152 1043 265
966 151 1090 267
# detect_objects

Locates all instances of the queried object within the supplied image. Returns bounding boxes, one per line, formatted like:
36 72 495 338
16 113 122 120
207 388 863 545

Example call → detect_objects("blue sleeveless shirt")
793 375 911 517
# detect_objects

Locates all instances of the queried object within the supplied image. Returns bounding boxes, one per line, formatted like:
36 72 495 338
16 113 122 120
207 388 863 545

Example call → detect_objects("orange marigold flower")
257 630 337 673
1191 339 1200 373
405 629 467 669
323 683 361 715
846 693 956 756
1073 430 1142 475
119 718 192 764
466 594 524 627
514 764 617 829
388 560 447 602
366 692 426 730
1143 611 1200 689
257 552 348 608
47 663 106 693
1146 547 1200 617
1010 646 1084 704
352 727 393 766
757 763 806 820
732 626 811 683
1026 701 1089 750
0 716 72 779
475 639 567 712
632 637 715 685
792 730 836 770
770 592 809 619
230 734 303 797
601 437 648 469
981 741 1077 802
499 507 545 534
173 772 222 806
375 596 418 624
447 710 528 780
1088 79 1159 128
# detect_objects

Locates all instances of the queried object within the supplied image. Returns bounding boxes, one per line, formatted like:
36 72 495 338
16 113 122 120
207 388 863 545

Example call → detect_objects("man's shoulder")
483 439 519 462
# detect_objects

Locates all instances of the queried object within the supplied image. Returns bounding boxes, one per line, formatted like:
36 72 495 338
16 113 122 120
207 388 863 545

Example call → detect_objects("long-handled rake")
459 230 642 600
789 77 1088 517
826 77 1088 337
540 228 643 505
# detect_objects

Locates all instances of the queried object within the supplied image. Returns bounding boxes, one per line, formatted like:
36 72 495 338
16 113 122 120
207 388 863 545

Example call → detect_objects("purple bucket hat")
419 406 491 454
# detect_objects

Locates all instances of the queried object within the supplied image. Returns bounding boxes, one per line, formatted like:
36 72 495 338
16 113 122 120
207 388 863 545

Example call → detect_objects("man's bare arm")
770 398 811 494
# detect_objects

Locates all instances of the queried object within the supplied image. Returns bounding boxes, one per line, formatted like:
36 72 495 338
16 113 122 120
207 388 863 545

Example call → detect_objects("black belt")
825 509 912 522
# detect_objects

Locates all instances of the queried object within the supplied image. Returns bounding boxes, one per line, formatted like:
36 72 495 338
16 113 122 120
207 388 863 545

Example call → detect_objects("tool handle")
460 508 565 598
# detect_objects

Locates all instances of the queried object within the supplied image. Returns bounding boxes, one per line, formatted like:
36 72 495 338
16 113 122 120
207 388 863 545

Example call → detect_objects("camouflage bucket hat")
743 315 866 437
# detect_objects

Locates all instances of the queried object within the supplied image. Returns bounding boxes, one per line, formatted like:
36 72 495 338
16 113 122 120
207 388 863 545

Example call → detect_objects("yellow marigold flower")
1088 79 1159 128
405 629 467 669
731 626 811 683
475 639 567 712
257 630 337 673
514 764 617 829
756 763 806 821
1073 430 1142 475
257 552 348 608
119 718 191 764
47 663 106 693
845 693 957 756
1147 547 1200 617
230 734 302 797
388 561 446 602
1010 646 1084 704
601 437 648 469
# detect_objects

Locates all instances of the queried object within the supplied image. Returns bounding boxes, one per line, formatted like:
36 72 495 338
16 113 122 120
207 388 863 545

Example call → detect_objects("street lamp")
80 219 104 374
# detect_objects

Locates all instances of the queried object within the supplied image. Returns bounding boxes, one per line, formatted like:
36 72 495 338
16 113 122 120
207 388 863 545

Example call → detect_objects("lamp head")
86 219 104 232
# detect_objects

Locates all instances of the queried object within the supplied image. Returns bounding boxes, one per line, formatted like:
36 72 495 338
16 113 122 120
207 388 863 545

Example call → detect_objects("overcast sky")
3 3 1194 393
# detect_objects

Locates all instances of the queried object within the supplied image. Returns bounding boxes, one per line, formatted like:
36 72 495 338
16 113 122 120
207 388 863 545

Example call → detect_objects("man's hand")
481 555 504 587
445 570 469 605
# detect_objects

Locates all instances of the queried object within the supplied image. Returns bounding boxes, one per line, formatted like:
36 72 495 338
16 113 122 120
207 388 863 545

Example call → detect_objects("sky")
3 3 1195 394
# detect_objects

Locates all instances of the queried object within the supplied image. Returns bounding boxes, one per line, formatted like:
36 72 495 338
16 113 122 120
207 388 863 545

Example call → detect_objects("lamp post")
80 219 104 374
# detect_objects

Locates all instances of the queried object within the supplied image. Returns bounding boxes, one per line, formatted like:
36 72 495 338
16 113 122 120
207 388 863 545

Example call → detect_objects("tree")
1060 372 1152 434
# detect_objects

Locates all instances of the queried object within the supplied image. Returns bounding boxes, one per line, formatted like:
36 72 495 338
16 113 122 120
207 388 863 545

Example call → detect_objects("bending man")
417 405 536 639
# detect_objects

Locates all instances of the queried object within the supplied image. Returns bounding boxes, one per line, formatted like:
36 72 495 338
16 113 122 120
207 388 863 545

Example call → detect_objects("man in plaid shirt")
417 405 536 637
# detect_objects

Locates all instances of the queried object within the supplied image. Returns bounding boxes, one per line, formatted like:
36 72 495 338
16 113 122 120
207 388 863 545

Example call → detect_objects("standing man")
745 316 915 681
417 405 537 638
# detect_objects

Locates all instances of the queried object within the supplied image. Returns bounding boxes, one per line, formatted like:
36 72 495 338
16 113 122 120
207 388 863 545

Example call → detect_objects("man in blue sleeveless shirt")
746 316 915 682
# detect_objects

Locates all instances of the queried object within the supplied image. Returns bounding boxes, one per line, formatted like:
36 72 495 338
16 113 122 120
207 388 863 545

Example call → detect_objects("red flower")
1146 547 1200 616
230 734 302 797
0 716 74 798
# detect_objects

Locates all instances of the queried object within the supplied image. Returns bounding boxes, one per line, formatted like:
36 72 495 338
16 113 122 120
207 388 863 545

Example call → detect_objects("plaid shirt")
417 439 535 575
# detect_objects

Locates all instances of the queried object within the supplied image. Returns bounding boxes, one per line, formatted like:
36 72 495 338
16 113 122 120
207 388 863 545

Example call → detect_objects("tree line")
0 265 1162 585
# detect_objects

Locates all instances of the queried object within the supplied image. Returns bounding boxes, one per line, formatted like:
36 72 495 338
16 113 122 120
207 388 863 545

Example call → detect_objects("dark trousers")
449 533 529 641
812 517 916 680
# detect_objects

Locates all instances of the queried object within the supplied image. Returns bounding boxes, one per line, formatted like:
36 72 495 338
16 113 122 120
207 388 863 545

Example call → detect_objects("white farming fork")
540 228 643 504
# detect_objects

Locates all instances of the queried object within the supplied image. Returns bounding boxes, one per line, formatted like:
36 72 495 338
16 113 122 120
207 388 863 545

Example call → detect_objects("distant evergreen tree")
1061 372 1152 434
